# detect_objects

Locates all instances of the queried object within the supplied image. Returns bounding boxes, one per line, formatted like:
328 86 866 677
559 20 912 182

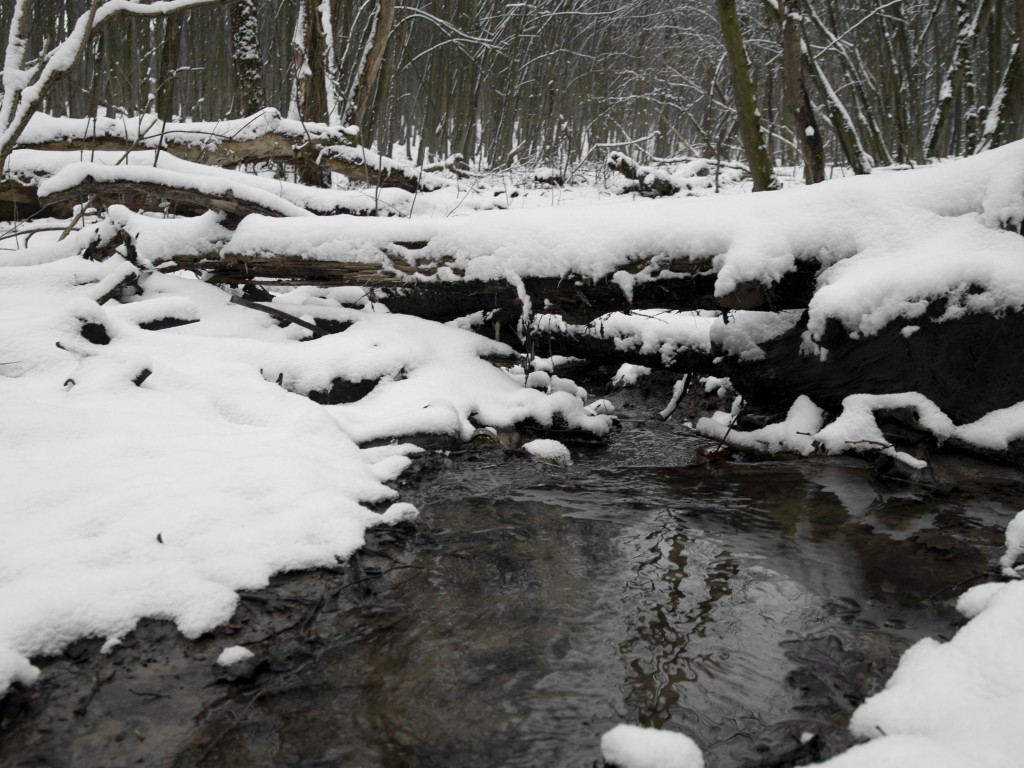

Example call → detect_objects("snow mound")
522 439 573 467
0 229 612 697
600 724 704 768
835 578 1024 768
216 645 255 667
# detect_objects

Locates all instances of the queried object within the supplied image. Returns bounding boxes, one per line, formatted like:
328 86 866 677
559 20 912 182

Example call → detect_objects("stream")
0 388 1019 768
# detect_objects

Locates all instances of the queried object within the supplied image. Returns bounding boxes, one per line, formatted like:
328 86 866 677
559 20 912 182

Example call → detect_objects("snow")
0 226 612 696
522 438 573 466
710 310 802 361
4 120 1024 768
8 149 492 219
998 510 1024 578
560 310 716 366
828 576 1024 768
600 724 704 768
39 162 316 218
697 395 825 455
611 363 652 387
16 107 354 150
28 135 1021 358
216 645 255 667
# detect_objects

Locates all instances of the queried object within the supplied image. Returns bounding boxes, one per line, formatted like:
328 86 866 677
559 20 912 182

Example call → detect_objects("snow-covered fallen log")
17 140 1024 448
38 163 315 222
606 151 744 196
2 148 490 220
7 110 452 194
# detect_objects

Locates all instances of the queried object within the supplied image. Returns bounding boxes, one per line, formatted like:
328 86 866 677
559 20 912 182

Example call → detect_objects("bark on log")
0 178 41 219
38 175 305 225
166 250 819 325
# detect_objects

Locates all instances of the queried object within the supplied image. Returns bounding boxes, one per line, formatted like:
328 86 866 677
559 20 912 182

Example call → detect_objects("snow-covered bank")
0 229 611 696
808 516 1024 768
696 390 1024 474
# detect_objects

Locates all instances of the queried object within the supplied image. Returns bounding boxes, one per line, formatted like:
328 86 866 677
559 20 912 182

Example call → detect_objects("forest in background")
1 0 1022 179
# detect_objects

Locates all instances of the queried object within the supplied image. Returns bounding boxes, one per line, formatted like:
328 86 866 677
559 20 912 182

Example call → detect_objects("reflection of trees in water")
618 515 739 728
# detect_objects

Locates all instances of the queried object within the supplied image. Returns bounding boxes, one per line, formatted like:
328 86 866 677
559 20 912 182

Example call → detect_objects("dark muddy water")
1 396 1020 768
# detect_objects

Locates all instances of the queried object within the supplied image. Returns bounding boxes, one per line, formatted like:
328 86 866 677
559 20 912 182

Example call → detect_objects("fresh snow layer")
21 132 1024 350
215 645 255 667
823 575 1024 768
535 310 716 366
698 391 1024 462
522 438 573 466
9 149 495 219
600 724 704 768
697 395 825 455
0 228 611 696
165 140 1024 343
998 510 1024 578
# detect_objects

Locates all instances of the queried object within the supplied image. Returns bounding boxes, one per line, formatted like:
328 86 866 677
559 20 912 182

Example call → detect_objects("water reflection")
3 409 1019 768
156 437 1024 766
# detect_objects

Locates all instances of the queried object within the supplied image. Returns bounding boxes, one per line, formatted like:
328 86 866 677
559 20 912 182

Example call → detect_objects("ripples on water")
270 410 1013 768
2 393 1018 768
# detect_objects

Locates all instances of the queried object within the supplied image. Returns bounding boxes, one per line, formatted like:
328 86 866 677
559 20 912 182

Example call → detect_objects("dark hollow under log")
721 302 1024 425
527 323 720 374
169 252 820 326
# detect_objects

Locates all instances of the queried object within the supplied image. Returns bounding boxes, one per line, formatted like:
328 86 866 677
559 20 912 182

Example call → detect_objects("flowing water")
1 397 1020 768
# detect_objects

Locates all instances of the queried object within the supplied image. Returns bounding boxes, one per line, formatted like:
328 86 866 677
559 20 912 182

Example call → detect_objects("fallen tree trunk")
166 248 819 324
11 110 450 194
39 173 310 224
528 318 720 374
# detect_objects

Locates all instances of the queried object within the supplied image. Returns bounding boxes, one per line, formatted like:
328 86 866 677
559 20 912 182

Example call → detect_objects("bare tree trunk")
716 0 778 191
155 18 182 121
351 0 396 130
781 0 825 184
230 0 265 116
925 0 990 158
292 0 330 186
806 53 872 175
977 42 1020 151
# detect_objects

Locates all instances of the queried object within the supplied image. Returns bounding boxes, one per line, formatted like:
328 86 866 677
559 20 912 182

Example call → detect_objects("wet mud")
1 383 1020 768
